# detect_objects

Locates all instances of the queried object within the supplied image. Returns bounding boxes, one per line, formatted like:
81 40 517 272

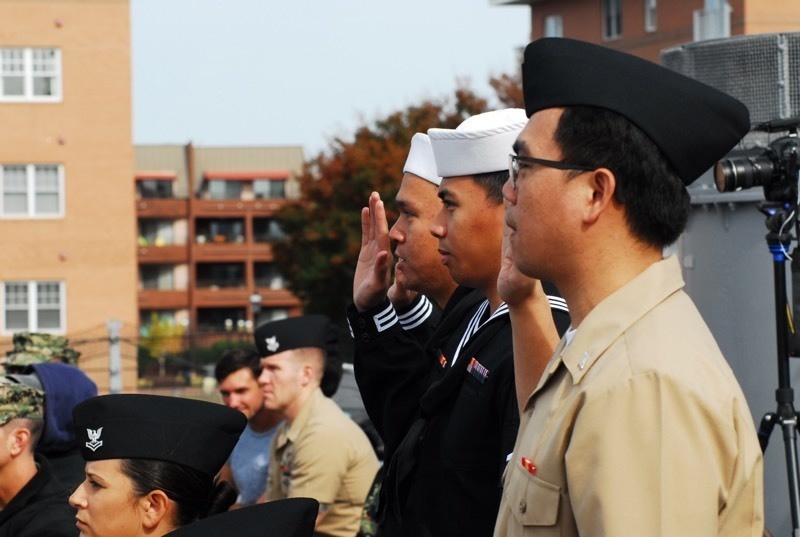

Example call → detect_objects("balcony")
257 288 301 308
138 289 189 310
136 198 189 218
192 286 299 310
193 242 255 262
193 287 250 308
191 198 288 217
138 244 188 263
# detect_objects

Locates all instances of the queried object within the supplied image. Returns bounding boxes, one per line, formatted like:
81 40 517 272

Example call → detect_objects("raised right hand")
353 192 393 312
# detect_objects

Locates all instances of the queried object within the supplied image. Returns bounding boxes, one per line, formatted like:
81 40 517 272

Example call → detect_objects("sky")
130 0 532 157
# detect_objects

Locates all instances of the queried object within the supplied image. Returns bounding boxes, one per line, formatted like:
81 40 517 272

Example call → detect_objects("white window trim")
0 47 62 102
544 14 564 38
2 280 66 335
0 163 66 219
645 0 658 33
603 0 623 40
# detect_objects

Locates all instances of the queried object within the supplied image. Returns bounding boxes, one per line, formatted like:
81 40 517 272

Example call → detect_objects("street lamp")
250 292 263 327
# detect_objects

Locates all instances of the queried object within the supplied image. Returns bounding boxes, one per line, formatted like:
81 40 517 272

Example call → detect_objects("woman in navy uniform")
69 394 246 537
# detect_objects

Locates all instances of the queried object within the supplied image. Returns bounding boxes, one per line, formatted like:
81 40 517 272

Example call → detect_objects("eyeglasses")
509 154 595 189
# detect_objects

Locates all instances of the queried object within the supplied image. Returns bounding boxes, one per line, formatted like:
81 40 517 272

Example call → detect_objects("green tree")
139 313 186 377
273 79 522 327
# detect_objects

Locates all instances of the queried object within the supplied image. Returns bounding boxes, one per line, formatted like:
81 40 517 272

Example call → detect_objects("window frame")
0 47 62 102
644 0 658 33
543 14 564 38
2 280 66 335
602 0 623 40
0 163 65 219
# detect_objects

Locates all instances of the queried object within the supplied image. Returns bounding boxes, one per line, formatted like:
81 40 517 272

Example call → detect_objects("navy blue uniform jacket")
349 285 569 537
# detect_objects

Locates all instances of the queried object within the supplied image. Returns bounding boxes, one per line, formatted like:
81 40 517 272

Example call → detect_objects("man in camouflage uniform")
0 381 77 536
1 332 80 374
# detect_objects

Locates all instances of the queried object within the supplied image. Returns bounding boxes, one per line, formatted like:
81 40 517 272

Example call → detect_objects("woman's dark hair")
121 459 238 527
554 106 690 248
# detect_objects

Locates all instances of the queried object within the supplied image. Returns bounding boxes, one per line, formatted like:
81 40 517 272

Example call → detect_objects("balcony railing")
137 245 188 263
191 198 288 217
136 198 189 218
138 290 189 309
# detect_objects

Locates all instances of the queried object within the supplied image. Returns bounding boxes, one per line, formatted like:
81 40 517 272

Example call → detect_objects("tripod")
756 202 800 536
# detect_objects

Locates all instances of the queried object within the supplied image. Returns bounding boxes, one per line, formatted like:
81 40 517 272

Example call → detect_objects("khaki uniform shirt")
494 256 764 536
268 388 379 537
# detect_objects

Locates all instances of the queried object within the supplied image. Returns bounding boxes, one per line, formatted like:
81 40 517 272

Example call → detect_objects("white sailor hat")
428 108 527 177
403 133 442 186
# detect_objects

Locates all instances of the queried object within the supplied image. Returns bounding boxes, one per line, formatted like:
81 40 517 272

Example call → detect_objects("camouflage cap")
5 332 81 368
0 383 45 426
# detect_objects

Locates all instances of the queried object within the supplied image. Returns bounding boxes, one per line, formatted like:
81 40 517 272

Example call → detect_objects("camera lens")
714 155 776 193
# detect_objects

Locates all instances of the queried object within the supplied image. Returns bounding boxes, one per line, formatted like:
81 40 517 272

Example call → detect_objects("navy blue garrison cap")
73 394 246 476
254 314 335 359
522 38 751 185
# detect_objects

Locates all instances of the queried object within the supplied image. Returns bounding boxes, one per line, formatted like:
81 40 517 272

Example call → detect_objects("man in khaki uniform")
495 38 764 535
255 315 379 537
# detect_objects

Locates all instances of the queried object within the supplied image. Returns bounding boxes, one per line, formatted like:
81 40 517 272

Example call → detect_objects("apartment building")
0 0 138 392
135 144 304 346
492 0 800 62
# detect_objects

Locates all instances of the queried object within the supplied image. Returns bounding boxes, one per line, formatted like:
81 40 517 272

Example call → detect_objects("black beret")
73 394 246 476
522 37 751 185
165 498 319 537
254 314 334 358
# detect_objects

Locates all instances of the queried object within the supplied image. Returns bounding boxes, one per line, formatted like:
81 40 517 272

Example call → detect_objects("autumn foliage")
273 76 522 326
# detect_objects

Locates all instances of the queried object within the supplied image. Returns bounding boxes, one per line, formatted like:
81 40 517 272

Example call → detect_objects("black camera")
714 119 800 203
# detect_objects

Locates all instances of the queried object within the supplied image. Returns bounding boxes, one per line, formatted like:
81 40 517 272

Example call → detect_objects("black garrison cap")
522 37 751 185
73 394 246 476
165 498 319 537
254 314 335 359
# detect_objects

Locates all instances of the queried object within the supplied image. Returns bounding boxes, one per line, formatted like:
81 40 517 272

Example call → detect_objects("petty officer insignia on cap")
85 427 103 452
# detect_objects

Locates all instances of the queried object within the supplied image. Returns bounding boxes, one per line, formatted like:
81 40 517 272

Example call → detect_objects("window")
137 180 174 199
253 179 286 199
1 164 63 218
603 0 623 39
140 265 175 290
645 0 658 32
196 263 245 288
255 262 285 289
139 219 175 246
208 180 242 199
4 281 64 333
0 48 61 101
195 218 244 243
253 218 285 242
197 307 246 332
544 15 563 38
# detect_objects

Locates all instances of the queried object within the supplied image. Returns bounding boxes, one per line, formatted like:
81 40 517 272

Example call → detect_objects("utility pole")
107 320 122 394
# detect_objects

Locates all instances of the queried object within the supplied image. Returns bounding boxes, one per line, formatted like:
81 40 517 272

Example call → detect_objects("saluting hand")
497 223 542 307
353 192 393 312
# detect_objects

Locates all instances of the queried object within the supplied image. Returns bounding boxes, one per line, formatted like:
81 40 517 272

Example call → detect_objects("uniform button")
357 319 367 329
360 334 371 343
519 499 527 514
